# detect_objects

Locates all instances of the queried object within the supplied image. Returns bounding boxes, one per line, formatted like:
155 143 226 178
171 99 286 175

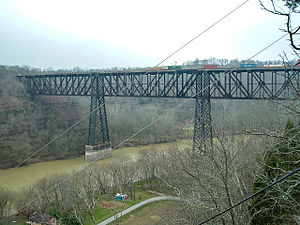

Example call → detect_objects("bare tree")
68 169 106 225
245 20 300 222
107 158 139 200
259 0 300 52
0 187 13 219
143 135 267 225
16 186 40 218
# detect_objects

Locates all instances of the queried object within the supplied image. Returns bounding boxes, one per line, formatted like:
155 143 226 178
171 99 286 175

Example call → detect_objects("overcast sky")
0 0 299 69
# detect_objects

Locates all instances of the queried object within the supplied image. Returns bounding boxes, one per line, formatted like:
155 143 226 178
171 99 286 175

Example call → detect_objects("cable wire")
198 167 300 225
12 32 288 217
4 85 128 174
154 0 250 68
7 0 251 172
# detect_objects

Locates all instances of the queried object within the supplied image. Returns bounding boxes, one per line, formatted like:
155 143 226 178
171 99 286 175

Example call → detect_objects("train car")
167 65 182 70
147 67 164 71
263 64 284 68
202 64 218 69
240 64 257 68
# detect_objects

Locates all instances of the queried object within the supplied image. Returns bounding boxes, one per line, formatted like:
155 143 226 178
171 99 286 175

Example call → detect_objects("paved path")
97 196 180 225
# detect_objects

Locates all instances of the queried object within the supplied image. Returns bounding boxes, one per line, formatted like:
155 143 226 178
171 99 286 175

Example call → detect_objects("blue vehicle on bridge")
240 64 257 68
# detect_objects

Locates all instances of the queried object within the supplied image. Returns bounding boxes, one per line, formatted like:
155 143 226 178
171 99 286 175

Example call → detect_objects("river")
0 140 190 192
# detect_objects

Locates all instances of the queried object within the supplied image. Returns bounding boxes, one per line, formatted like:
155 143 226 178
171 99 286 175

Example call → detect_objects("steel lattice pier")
193 72 213 152
88 76 110 146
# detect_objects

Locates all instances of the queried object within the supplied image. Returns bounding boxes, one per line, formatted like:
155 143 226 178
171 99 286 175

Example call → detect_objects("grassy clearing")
84 189 159 225
109 200 177 225
1 189 161 225
0 140 190 192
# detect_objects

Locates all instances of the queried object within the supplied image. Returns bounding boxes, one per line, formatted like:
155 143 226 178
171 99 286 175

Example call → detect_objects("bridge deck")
17 67 300 100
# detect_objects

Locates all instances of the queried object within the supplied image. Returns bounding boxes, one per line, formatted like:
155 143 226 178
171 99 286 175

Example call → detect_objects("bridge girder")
16 68 300 152
17 68 300 100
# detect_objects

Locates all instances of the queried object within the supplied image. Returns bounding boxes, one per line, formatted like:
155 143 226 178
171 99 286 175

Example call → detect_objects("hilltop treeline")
183 57 298 67
22 58 299 73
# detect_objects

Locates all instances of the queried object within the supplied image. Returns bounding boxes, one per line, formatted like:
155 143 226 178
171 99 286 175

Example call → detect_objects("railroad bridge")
17 67 300 160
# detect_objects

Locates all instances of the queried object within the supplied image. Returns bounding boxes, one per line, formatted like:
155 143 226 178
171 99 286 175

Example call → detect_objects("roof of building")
29 212 55 224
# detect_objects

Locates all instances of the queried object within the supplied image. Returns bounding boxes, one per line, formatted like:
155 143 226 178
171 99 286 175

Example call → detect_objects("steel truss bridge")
17 67 300 151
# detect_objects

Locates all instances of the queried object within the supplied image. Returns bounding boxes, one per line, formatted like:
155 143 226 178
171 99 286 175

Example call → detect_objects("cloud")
0 0 297 69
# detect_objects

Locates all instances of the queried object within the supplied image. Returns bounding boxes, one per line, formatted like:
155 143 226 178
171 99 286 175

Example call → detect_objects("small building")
115 193 128 201
29 212 56 225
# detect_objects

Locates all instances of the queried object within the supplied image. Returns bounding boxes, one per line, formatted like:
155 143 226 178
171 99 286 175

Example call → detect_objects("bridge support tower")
85 76 112 161
193 72 213 152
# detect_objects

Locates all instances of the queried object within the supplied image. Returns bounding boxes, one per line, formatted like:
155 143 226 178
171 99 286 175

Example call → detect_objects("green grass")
84 189 159 225
1 189 162 225
109 200 177 225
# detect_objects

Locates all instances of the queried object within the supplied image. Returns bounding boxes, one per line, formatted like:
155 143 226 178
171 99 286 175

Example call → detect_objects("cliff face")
0 66 88 169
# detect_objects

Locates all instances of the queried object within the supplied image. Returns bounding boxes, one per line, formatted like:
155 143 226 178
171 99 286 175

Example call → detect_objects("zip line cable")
6 0 251 172
10 109 95 170
5 85 128 173
198 167 300 225
12 32 288 217
12 79 216 216
154 0 250 68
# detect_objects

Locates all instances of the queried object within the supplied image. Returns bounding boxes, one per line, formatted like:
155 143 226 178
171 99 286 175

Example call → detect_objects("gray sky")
0 0 299 69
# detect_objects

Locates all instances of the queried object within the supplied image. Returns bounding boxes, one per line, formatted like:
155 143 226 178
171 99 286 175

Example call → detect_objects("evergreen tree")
249 120 300 224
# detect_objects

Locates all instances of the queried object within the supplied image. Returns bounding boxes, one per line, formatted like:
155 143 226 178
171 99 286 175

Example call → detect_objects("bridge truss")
17 67 300 152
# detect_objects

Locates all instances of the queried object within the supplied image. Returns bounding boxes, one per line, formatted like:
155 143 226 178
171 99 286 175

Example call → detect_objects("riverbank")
0 140 191 192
